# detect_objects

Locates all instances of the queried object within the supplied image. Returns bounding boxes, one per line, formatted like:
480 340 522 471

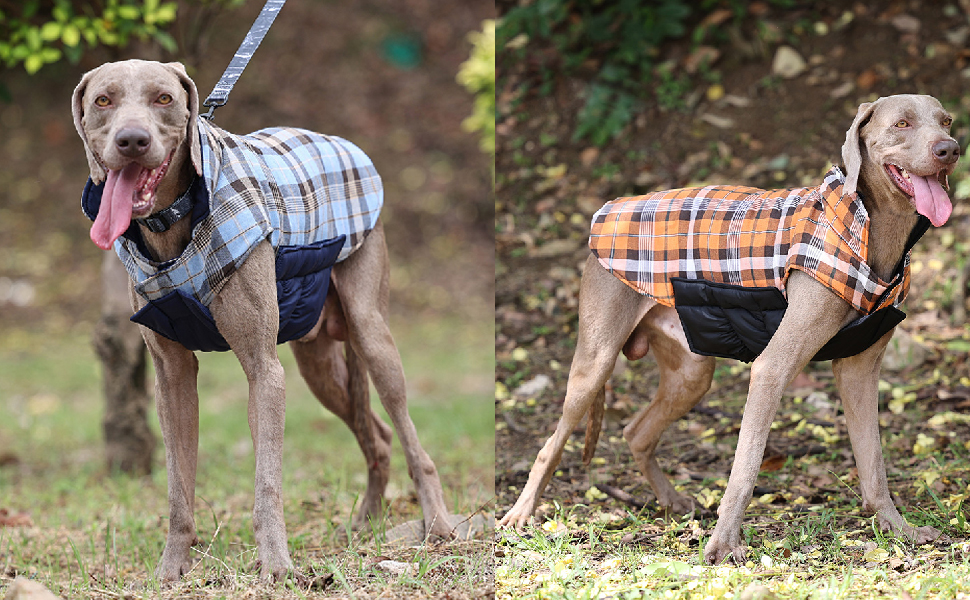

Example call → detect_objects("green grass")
0 314 494 599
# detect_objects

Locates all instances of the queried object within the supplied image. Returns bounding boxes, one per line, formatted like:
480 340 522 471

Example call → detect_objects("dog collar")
136 178 196 233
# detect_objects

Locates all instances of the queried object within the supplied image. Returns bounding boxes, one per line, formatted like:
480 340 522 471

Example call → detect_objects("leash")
201 0 287 120
140 0 285 232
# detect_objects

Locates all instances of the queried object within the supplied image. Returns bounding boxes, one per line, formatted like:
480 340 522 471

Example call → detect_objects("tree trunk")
94 252 155 475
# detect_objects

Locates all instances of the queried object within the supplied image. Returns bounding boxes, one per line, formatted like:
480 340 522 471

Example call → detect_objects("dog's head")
842 94 959 227
72 60 202 248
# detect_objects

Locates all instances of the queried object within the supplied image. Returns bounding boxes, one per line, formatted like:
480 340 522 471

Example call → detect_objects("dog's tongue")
911 173 952 227
91 162 142 249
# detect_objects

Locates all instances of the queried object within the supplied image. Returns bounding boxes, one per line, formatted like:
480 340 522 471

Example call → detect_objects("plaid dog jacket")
590 167 926 361
82 118 383 351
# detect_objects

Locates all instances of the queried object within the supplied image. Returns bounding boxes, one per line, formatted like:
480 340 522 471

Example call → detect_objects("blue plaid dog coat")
82 118 383 352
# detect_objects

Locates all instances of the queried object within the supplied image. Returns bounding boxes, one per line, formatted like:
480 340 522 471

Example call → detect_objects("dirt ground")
496 0 970 546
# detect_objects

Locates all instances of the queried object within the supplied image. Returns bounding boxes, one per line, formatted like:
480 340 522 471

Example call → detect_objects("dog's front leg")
704 273 850 564
143 330 201 583
212 243 294 581
833 331 942 544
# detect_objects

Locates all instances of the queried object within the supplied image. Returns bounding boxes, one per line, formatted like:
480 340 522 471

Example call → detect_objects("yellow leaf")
914 433 936 455
863 547 889 562
511 347 528 361
542 164 567 180
542 520 566 533
585 486 608 501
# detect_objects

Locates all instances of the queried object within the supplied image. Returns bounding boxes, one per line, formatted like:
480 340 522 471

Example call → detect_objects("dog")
72 60 453 581
499 94 957 565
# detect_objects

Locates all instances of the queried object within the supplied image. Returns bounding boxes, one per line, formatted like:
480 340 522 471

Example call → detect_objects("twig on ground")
595 483 646 510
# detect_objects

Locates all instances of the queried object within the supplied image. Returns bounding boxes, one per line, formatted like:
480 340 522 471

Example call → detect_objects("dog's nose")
932 139 960 164
114 127 151 157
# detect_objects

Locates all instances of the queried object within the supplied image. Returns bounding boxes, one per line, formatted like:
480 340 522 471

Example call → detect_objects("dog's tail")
582 384 607 465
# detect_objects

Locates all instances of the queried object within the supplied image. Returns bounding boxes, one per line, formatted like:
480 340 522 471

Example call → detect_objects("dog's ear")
164 62 203 178
72 67 107 184
842 99 881 196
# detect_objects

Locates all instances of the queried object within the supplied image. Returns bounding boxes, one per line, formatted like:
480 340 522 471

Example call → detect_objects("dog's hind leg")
290 331 393 531
334 222 453 540
499 255 653 530
623 306 715 514
833 330 942 544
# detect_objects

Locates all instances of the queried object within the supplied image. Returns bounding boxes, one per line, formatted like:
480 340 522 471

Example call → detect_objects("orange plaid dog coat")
589 167 928 361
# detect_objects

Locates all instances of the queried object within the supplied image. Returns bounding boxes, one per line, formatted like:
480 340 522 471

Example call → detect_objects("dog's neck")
857 179 921 282
138 146 196 263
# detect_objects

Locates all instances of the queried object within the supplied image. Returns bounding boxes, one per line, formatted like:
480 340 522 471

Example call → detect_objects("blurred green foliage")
457 19 496 157
499 0 693 146
0 0 178 75
498 0 798 146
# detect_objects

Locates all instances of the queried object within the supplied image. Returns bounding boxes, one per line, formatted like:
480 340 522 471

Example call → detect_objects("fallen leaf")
700 113 735 129
0 508 33 528
856 69 880 89
760 455 787 472
375 560 413 575
513 374 551 398
890 14 920 34
772 46 807 79
863 547 889 563
639 560 704 578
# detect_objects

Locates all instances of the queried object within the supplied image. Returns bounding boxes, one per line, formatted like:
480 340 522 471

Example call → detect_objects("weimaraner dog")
500 94 957 564
73 60 453 582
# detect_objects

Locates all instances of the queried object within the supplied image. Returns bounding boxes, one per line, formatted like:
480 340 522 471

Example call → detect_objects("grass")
0 313 494 599
496 503 970 599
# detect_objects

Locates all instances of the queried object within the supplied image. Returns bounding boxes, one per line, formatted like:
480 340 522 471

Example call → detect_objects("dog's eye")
156 93 173 105
895 119 910 128
943 116 953 128
94 95 111 107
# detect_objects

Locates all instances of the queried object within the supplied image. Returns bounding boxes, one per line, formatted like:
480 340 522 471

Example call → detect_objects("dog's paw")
876 509 943 545
497 507 533 531
155 555 194 584
703 530 747 565
255 554 297 583
660 493 697 517
906 524 943 545
498 494 540 531
425 513 456 541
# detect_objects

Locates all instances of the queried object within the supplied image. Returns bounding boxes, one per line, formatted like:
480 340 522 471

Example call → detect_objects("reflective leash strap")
201 0 287 121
